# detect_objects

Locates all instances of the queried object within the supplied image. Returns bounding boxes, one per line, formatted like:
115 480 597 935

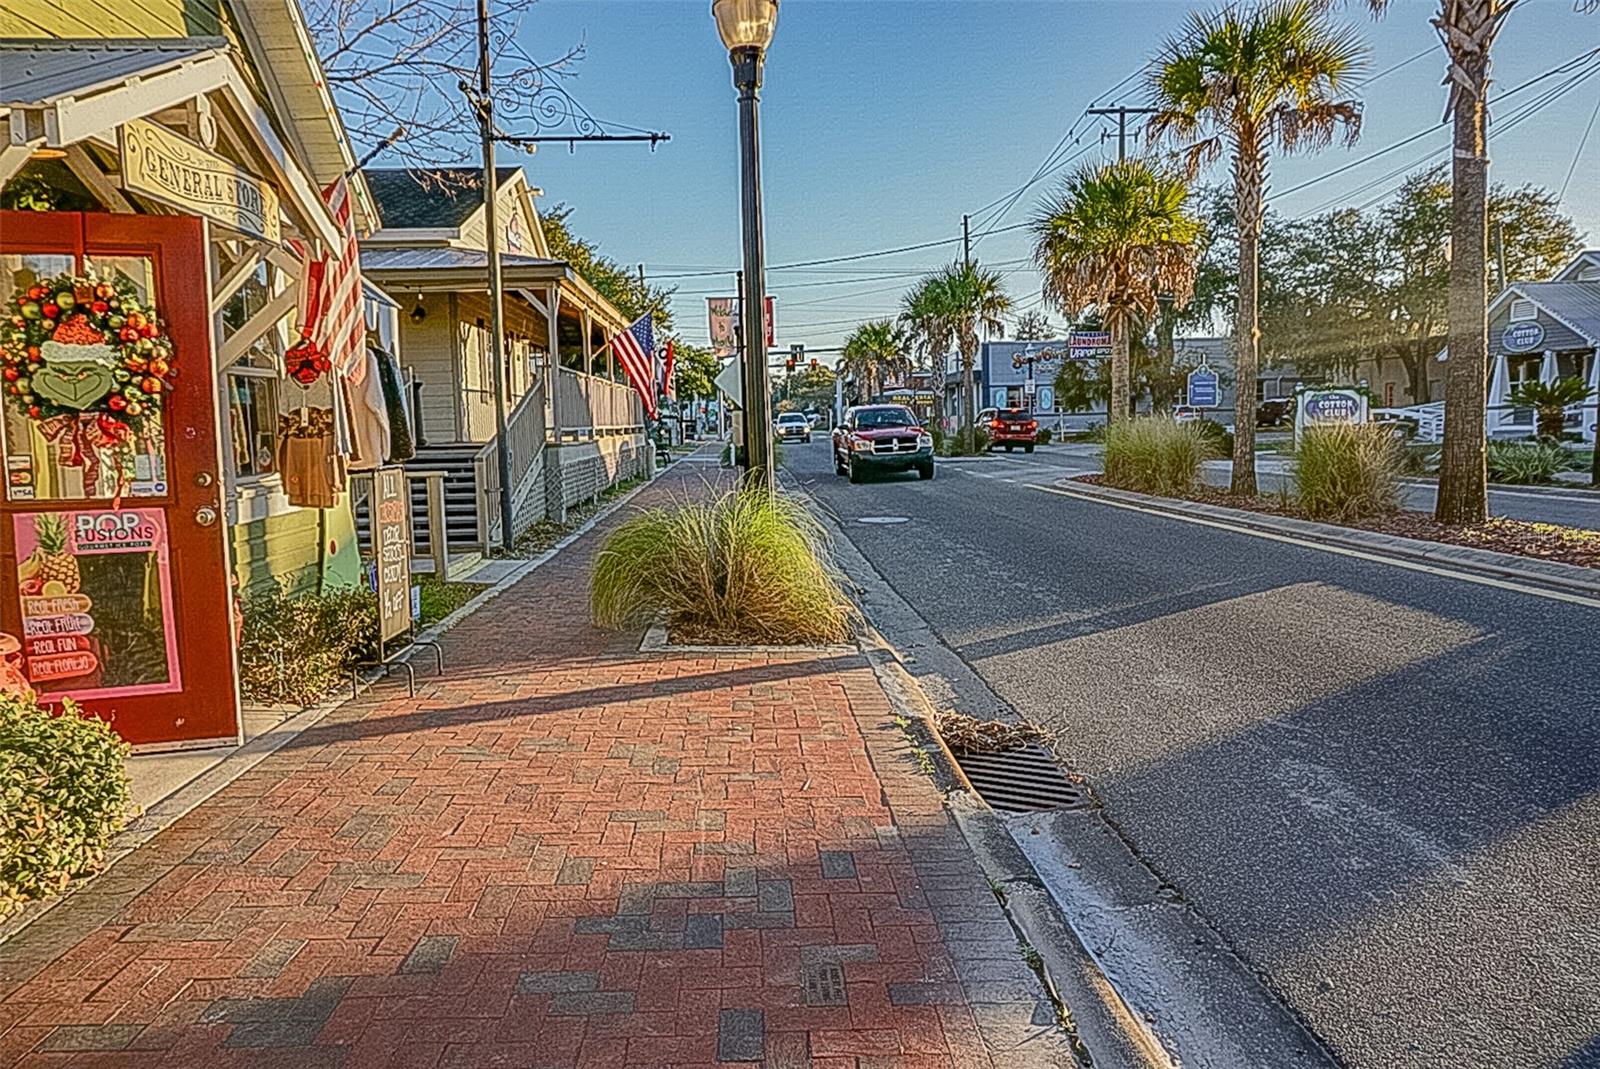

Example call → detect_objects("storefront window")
1 254 169 503
228 372 279 478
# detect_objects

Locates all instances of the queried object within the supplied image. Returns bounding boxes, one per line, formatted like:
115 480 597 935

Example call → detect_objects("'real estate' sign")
120 119 281 243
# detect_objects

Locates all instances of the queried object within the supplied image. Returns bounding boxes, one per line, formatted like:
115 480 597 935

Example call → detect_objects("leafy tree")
671 341 718 400
1054 356 1110 414
1013 310 1057 339
1032 160 1201 425
1369 166 1580 405
542 204 674 331
783 364 837 412
1148 0 1367 493
840 320 908 400
901 263 1012 433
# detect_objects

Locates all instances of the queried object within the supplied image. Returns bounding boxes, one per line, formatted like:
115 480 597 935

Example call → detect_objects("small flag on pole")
662 339 676 399
610 314 659 419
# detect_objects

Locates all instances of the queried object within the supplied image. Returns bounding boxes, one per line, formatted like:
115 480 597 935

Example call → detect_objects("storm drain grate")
804 963 847 1006
952 745 1087 814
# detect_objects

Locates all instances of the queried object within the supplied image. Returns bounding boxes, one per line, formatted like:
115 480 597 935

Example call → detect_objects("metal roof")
361 247 564 273
1509 282 1600 346
0 38 226 107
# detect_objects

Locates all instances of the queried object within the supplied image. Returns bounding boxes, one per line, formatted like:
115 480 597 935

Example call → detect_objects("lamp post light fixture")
714 0 778 494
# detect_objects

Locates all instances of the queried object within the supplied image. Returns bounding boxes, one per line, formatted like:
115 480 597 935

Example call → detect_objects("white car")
775 412 812 443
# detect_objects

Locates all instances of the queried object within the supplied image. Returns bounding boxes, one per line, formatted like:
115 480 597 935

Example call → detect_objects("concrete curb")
856 626 1168 1069
1047 478 1600 600
0 468 663 948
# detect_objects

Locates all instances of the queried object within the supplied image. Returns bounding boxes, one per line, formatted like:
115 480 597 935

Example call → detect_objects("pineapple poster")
12 509 180 699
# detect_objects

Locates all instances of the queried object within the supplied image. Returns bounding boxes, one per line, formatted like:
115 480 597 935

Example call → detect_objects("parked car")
833 404 934 482
984 407 1038 452
1173 405 1202 424
775 411 812 443
1257 397 1295 429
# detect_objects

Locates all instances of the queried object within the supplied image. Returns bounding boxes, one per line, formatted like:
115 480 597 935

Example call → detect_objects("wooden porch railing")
552 367 645 441
475 382 549 548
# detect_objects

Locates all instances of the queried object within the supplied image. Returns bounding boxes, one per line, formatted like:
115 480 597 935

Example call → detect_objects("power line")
1560 89 1600 199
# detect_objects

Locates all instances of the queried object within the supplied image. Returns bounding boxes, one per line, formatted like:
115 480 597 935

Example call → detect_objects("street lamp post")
714 0 778 495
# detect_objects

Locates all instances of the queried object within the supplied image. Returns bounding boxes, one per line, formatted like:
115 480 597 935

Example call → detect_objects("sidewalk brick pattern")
0 464 1072 1068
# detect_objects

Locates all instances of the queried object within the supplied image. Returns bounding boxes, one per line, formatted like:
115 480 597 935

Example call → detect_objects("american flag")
610 314 659 419
293 177 369 385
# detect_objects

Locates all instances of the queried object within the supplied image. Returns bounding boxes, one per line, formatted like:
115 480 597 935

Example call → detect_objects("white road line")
1030 483 1600 610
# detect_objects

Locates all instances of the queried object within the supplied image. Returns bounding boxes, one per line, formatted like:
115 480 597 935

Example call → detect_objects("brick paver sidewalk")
0 460 1072 1069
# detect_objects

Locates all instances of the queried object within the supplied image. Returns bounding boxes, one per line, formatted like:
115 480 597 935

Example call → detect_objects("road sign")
1186 365 1219 408
714 358 743 409
790 343 804 361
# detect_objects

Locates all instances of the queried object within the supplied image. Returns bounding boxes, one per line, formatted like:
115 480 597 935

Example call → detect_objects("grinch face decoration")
34 316 118 410
1 274 175 436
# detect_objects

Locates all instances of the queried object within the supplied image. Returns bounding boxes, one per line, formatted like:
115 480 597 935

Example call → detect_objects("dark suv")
832 404 934 482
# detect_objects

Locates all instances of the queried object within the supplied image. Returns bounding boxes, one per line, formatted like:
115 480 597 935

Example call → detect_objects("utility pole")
962 213 971 268
1087 106 1157 161
473 0 515 553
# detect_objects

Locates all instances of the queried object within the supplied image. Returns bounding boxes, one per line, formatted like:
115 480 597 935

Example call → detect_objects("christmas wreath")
1 274 175 435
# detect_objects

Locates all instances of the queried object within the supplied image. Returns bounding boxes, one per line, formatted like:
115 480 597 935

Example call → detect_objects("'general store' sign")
120 119 281 243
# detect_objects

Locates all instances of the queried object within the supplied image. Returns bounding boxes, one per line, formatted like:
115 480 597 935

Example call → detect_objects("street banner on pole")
706 295 777 357
714 358 744 409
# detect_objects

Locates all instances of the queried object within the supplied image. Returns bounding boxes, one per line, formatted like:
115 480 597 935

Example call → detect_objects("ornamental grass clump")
592 488 856 645
1102 415 1213 496
0 696 131 918
1293 422 1403 521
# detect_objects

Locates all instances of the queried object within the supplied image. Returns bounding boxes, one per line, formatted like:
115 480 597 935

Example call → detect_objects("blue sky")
439 0 1600 357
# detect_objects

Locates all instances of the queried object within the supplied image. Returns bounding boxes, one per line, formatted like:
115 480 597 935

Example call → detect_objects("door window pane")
12 508 180 699
1 256 169 501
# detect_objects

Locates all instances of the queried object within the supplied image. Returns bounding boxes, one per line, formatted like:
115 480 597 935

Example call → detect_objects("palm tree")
1031 159 1202 425
901 263 1012 434
840 319 908 401
1509 376 1594 441
1358 1 1593 516
1147 0 1367 494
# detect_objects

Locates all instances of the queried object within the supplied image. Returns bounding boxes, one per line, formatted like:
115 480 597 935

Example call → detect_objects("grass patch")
1293 423 1402 521
1103 416 1215 496
415 577 486 626
591 487 856 645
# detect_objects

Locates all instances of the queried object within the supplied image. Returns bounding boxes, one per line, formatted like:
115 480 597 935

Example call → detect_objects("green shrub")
1293 422 1402 520
0 697 130 917
1036 427 1054 445
1102 416 1215 496
1399 443 1441 475
1486 440 1575 485
938 425 990 457
239 584 379 707
592 488 856 645
1196 418 1234 459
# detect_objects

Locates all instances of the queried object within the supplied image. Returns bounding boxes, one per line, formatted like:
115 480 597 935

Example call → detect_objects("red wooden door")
0 211 238 747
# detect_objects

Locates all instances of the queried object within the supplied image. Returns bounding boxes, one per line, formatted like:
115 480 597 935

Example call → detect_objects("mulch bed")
1073 474 1600 570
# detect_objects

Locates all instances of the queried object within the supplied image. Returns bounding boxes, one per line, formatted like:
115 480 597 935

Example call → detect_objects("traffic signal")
785 356 796 371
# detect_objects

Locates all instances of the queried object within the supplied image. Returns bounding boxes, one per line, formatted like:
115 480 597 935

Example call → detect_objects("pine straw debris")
935 711 1051 754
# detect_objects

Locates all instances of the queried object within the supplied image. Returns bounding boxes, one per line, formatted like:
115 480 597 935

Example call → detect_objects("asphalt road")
785 437 1600 1069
